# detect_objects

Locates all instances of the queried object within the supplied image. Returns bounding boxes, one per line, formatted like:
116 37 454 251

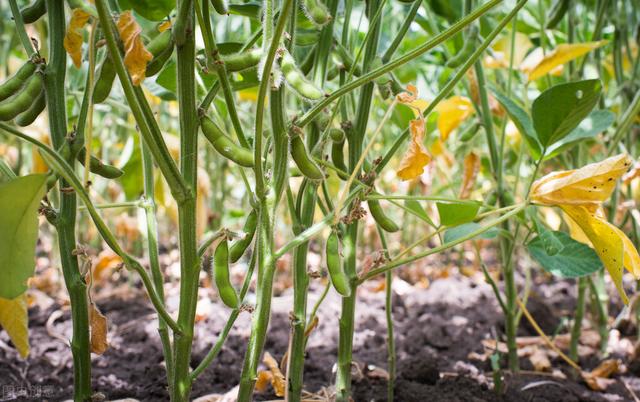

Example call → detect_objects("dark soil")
1 271 638 401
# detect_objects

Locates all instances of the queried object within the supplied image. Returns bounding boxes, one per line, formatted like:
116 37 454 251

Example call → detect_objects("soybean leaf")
527 231 602 278
436 201 480 227
404 199 436 227
532 79 602 148
443 222 499 243
543 110 615 160
0 174 47 299
0 295 29 357
490 88 541 158
118 0 175 21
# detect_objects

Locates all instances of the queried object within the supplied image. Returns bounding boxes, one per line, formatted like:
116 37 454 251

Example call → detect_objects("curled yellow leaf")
525 41 608 82
397 118 431 181
64 8 91 68
435 96 474 141
459 152 480 199
530 154 632 206
0 294 29 358
116 11 153 85
262 352 285 397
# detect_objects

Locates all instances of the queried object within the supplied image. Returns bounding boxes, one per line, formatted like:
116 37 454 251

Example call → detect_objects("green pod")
145 30 174 77
76 148 124 179
15 87 45 127
201 116 254 167
228 3 262 19
328 128 345 142
331 137 348 180
93 57 116 104
302 0 331 26
214 238 239 308
21 0 46 23
210 0 229 15
290 134 324 181
396 0 417 3
334 45 361 76
229 210 257 263
546 0 570 29
295 31 320 47
222 48 262 72
446 25 479 68
0 61 37 102
326 231 351 297
0 72 43 121
368 199 399 232
326 66 340 81
281 50 323 100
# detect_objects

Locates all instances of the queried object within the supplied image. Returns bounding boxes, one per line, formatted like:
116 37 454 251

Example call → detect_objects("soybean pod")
21 0 46 23
302 0 331 26
210 0 229 15
281 50 323 100
546 0 570 29
326 230 351 297
201 116 254 167
213 238 239 308
368 198 399 233
290 133 324 181
222 48 262 72
93 57 116 104
15 87 45 126
0 72 43 121
229 210 257 263
76 148 124 179
329 129 349 180
0 60 37 102
446 25 479 68
146 30 174 76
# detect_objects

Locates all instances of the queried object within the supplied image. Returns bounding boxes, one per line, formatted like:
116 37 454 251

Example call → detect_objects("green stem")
569 277 587 364
44 2 91 400
8 0 36 56
172 0 200 399
377 228 395 402
381 0 421 63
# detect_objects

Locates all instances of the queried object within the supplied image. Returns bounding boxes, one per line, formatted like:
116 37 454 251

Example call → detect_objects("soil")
1 267 639 402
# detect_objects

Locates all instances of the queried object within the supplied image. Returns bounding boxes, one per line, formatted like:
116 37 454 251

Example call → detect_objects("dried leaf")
262 352 285 397
582 359 620 391
116 11 153 85
397 84 429 116
436 96 474 141
0 294 29 358
525 41 608 81
459 152 480 199
64 9 91 68
89 302 108 354
529 347 552 372
397 118 431 181
255 370 273 393
623 161 640 184
93 250 122 281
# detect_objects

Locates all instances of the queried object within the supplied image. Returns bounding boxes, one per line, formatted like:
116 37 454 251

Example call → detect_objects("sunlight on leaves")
117 11 153 85
0 295 29 358
63 9 91 68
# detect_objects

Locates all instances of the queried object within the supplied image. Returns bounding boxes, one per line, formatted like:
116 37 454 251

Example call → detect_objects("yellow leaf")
0 294 29 358
435 96 474 141
255 370 273 393
485 31 533 68
158 20 172 33
117 11 153 85
530 154 632 206
63 9 91 68
397 118 431 181
397 85 429 116
459 152 479 199
525 41 608 81
89 302 108 354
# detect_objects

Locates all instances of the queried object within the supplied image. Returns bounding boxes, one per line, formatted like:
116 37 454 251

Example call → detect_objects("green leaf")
118 0 175 21
543 110 615 160
443 222 499 243
490 87 541 158
532 79 602 148
436 201 480 227
527 231 602 278
0 174 47 299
